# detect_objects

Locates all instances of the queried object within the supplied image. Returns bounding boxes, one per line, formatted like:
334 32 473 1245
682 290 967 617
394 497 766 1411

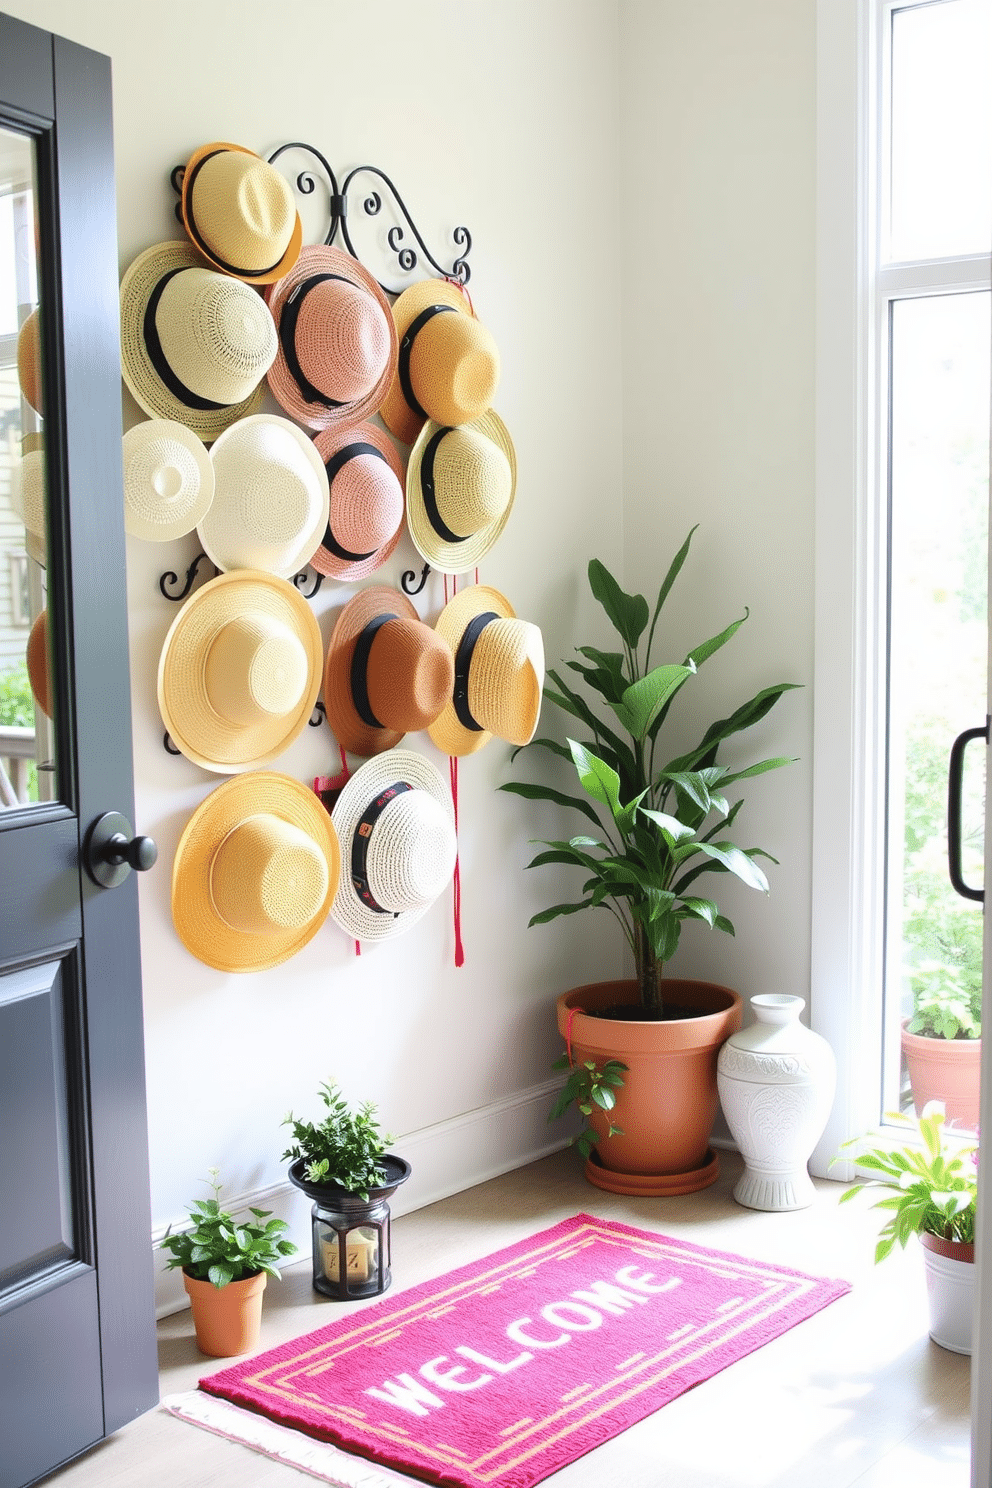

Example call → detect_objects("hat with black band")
380 278 500 446
180 142 302 285
406 410 516 574
310 421 406 581
428 584 545 758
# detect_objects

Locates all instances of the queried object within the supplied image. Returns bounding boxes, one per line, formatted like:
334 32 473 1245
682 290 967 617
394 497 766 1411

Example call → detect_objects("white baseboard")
153 1077 572 1318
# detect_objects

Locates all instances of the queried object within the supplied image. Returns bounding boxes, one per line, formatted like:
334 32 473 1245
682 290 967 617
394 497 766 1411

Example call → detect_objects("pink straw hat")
310 422 406 581
266 246 397 432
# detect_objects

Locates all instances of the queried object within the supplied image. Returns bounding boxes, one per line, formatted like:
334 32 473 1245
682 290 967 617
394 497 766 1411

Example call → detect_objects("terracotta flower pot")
900 1022 981 1132
556 978 743 1196
182 1269 267 1357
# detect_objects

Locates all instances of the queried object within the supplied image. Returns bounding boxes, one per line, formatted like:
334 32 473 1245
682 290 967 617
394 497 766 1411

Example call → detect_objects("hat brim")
172 771 341 972
330 748 454 943
310 422 406 581
323 586 419 759
406 410 516 574
266 245 398 431
379 279 475 445
180 142 304 287
427 585 517 757
123 419 215 542
157 569 323 773
120 241 267 443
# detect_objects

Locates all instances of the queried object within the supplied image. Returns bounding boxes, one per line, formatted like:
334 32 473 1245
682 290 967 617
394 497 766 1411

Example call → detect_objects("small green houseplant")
281 1079 394 1201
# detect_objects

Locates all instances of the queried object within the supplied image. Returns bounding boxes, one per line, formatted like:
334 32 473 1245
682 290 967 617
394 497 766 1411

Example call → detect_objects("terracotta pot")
182 1269 266 1357
556 978 743 1196
900 1022 981 1132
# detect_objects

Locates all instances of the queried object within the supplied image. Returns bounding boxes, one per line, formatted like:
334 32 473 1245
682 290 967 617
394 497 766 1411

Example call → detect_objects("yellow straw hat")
406 411 516 574
119 241 277 443
17 308 43 415
380 279 500 446
157 570 323 773
329 748 456 943
180 142 302 285
323 586 454 759
122 420 214 542
172 772 341 972
428 585 545 758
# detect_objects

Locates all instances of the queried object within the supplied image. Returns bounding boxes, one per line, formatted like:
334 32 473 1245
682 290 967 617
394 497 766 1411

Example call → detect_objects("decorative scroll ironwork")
169 164 185 224
401 563 431 597
159 552 216 602
164 731 181 756
309 699 326 729
293 566 323 599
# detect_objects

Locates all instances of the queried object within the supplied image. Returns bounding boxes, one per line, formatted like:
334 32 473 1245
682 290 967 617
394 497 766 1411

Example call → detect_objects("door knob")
84 811 158 889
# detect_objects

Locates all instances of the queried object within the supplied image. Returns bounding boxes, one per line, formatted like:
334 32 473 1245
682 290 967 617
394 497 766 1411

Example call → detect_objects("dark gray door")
0 16 158 1488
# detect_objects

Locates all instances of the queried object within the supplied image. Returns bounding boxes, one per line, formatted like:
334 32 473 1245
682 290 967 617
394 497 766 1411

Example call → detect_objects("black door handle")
947 719 988 903
83 811 158 889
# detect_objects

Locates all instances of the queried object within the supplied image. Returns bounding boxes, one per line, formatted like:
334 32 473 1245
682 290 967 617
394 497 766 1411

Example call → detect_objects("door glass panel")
0 125 57 808
884 289 991 1128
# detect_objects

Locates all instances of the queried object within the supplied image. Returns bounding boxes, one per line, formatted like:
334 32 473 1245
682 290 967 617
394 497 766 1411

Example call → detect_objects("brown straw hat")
380 279 500 446
26 608 51 718
172 772 341 972
157 570 323 773
180 142 302 285
122 420 214 542
323 586 454 759
406 411 516 574
17 308 42 415
428 585 545 758
119 241 277 443
266 245 397 431
310 421 406 581
329 748 456 943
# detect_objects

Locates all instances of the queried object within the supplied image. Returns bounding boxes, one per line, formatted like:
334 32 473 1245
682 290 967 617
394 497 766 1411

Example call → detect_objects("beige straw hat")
428 585 545 758
119 241 277 443
330 748 456 943
323 586 454 759
17 308 42 415
406 411 516 574
380 279 500 446
266 245 397 432
172 771 341 972
26 608 51 718
310 421 405 581
122 420 214 542
198 415 329 578
10 441 46 554
157 569 323 773
180 142 302 285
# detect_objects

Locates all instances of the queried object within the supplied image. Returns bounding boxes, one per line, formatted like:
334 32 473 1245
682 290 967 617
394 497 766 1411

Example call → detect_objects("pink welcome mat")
190 1213 850 1488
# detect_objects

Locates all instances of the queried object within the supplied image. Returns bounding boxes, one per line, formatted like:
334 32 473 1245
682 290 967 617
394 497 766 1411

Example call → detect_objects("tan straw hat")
198 415 329 578
266 245 397 431
122 420 214 542
310 421 405 581
26 608 51 718
157 569 323 773
428 585 544 758
172 771 340 972
406 411 516 574
180 142 302 285
323 586 454 759
119 241 277 442
17 308 43 415
330 748 456 943
380 279 500 446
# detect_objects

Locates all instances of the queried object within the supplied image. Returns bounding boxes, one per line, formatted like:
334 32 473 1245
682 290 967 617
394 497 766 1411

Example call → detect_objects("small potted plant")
282 1080 411 1299
158 1168 297 1357
832 1101 977 1354
901 961 981 1131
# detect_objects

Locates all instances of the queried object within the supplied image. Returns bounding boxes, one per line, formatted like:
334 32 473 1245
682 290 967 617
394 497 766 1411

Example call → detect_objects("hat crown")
210 814 329 932
366 791 456 912
467 617 545 745
190 151 296 272
17 307 42 415
11 447 46 540
204 612 309 726
295 280 391 403
329 447 404 554
434 427 512 537
207 418 329 573
409 313 500 426
156 268 277 405
365 619 454 733
124 426 211 538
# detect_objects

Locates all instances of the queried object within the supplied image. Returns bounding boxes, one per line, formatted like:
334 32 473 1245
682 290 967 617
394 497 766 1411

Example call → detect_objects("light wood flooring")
40 1146 971 1488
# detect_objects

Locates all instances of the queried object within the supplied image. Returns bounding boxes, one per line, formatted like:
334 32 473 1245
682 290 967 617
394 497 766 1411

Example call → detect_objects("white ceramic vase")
717 993 837 1211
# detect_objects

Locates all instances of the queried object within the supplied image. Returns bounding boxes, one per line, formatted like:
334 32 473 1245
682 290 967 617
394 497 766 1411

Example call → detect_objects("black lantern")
288 1156 411 1300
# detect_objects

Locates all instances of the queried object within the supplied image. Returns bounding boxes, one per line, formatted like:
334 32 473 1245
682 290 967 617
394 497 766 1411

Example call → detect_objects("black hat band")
398 303 457 420
143 267 228 412
349 612 398 730
280 273 356 409
420 425 471 546
184 148 289 279
351 780 412 915
452 611 499 732
321 442 391 563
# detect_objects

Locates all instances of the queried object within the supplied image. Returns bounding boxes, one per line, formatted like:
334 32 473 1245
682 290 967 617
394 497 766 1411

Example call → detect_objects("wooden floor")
41 1146 971 1488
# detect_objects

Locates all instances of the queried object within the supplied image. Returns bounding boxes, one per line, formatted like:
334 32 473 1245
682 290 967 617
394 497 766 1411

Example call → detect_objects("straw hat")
310 422 405 581
172 771 340 972
17 308 42 415
380 279 500 446
323 586 454 759
428 585 544 758
406 412 515 574
198 415 329 579
26 608 51 718
330 748 456 943
122 420 214 542
157 569 323 773
119 241 277 442
10 441 47 559
180 142 302 285
266 246 397 431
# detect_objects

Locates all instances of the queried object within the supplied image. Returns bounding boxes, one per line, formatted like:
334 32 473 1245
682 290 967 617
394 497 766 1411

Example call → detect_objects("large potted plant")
901 962 981 1132
501 528 797 1195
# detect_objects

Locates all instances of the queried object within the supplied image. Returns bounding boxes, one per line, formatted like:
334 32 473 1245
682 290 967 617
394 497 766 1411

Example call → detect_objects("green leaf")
692 841 770 892
678 897 719 927
528 899 596 926
568 740 621 817
686 612 748 670
499 780 604 829
208 1263 234 1289
647 527 697 652
718 757 796 786
588 559 649 649
612 664 694 740
637 807 694 842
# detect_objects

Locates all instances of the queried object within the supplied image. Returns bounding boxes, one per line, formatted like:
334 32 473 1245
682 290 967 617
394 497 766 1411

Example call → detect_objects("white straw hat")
122 420 214 541
310 422 406 581
180 142 302 285
157 569 323 773
119 241 277 442
198 415 330 578
330 749 456 942
406 411 516 574
428 585 545 758
172 772 340 972
10 441 47 563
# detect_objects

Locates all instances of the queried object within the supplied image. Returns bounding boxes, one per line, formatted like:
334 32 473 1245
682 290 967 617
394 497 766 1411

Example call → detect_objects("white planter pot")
921 1233 974 1355
717 994 837 1211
